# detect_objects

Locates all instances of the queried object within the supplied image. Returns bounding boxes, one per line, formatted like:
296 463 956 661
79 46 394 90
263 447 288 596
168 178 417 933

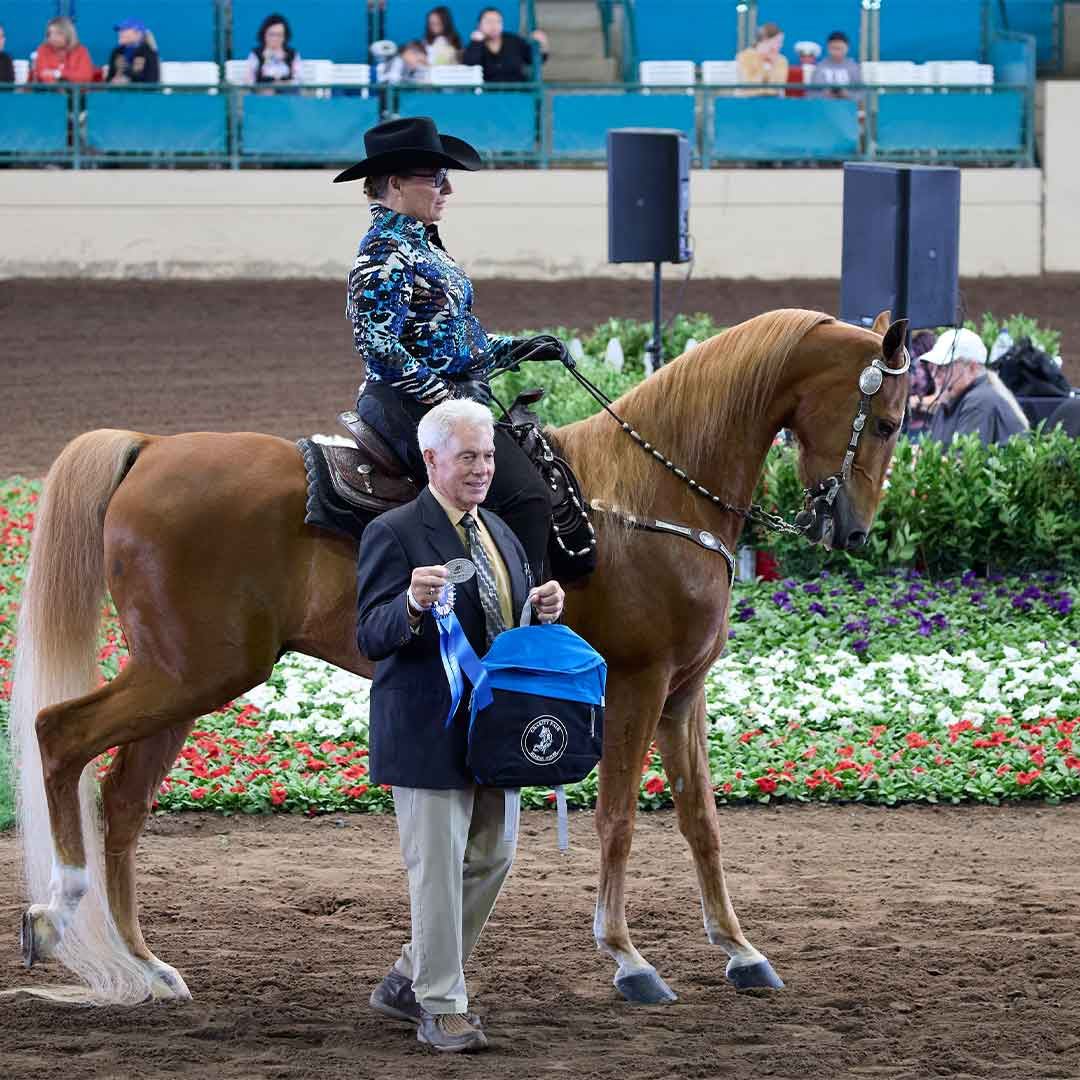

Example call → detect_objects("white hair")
986 370 1031 430
416 398 494 454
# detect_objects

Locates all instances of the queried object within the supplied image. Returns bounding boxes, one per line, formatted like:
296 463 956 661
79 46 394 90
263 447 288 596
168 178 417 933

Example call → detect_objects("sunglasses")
403 168 449 189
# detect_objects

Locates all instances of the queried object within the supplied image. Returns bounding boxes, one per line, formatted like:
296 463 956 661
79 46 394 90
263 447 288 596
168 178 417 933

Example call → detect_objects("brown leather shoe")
417 1009 488 1052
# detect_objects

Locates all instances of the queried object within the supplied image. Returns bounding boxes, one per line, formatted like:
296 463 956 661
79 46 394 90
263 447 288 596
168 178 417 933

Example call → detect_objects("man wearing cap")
107 19 159 84
335 117 564 584
923 328 1030 446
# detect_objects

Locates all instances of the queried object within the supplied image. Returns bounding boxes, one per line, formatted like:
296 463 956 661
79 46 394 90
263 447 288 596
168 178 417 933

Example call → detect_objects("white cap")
794 40 821 58
922 327 988 367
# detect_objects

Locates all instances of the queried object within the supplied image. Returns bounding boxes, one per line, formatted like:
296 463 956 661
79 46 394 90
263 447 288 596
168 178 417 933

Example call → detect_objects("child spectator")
246 13 302 87
812 31 860 96
786 40 820 98
377 39 431 84
424 6 462 65
735 22 788 96
30 16 95 83
107 19 160 84
462 7 548 83
0 24 15 83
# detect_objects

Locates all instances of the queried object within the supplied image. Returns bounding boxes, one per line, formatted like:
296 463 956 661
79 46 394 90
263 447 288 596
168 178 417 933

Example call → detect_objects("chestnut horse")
8 309 909 1006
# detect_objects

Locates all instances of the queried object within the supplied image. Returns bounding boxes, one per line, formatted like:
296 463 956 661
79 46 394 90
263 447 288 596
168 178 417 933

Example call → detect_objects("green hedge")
752 430 1080 577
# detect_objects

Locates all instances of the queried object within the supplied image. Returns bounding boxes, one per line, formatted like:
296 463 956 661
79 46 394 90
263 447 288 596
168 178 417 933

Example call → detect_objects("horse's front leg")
594 670 678 1004
655 688 784 992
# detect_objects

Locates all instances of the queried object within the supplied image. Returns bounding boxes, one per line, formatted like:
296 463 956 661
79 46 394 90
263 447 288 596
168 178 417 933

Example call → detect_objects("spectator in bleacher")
0 25 15 83
811 31 860 96
378 40 431 84
246 13 302 88
786 40 819 98
462 8 548 83
424 6 463 65
904 329 938 440
30 17 95 83
735 22 788 96
923 328 1029 447
106 19 160 84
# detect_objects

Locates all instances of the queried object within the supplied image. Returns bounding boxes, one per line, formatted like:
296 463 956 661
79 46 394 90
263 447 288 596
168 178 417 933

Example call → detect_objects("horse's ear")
882 318 909 362
871 310 892 335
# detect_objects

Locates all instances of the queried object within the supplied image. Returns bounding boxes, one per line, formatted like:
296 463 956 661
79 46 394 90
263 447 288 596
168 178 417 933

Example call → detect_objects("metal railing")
0 80 1036 169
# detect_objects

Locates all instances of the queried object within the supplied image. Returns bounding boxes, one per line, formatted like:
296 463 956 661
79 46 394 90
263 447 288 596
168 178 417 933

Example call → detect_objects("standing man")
356 399 565 1053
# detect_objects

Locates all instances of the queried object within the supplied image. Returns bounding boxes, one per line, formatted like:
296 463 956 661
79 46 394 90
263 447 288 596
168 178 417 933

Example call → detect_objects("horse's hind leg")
655 689 784 993
593 671 678 1005
100 722 195 1000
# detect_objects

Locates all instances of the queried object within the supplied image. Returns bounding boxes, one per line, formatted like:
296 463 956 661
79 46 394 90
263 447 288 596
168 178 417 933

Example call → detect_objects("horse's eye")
875 419 897 439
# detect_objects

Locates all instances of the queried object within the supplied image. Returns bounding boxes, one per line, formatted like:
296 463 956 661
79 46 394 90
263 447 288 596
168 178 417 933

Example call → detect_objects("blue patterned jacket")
346 204 517 405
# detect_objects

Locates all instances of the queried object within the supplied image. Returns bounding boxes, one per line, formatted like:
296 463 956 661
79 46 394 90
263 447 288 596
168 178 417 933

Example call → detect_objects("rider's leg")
483 428 551 584
354 382 429 478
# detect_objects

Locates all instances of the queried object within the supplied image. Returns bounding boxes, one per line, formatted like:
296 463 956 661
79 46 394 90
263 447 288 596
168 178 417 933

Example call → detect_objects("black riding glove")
455 379 493 406
508 334 574 368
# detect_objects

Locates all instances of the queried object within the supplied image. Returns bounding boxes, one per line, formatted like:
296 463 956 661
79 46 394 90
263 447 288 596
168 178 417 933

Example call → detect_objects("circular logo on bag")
521 715 568 766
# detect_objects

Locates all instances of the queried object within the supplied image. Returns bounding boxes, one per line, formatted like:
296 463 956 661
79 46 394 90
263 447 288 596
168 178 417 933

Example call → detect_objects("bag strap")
503 789 520 845
519 599 533 627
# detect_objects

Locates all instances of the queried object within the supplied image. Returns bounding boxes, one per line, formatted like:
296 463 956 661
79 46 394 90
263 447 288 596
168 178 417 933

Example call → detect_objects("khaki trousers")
391 784 518 1014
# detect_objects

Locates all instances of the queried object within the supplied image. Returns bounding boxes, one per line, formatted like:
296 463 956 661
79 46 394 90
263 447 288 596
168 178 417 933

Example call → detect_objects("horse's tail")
10 429 151 1003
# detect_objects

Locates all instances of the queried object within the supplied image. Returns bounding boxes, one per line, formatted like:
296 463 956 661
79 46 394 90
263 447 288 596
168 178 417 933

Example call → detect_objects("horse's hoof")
21 908 59 969
726 957 784 992
147 963 192 1002
614 967 678 1005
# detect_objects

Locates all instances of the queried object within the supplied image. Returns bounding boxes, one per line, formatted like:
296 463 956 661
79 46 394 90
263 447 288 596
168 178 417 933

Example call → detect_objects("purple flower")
772 591 793 611
1053 595 1074 616
961 570 977 587
830 588 844 597
884 615 900 627
808 602 828 616
866 596 880 607
803 583 822 595
728 629 737 639
1012 596 1033 613
970 591 985 604
917 621 933 637
737 605 756 622
850 580 866 592
851 638 869 654
931 613 948 630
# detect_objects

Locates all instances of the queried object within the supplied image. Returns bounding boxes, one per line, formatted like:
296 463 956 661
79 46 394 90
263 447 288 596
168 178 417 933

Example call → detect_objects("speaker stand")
644 261 663 375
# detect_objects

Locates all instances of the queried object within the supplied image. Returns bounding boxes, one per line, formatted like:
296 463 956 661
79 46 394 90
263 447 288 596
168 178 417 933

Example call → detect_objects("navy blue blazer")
355 486 532 788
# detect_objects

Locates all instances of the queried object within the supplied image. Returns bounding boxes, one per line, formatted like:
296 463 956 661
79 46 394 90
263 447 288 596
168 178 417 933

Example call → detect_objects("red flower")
947 719 975 744
1054 737 1072 752
721 782 733 794
905 732 930 749
995 715 1013 726
801 745 817 760
1015 769 1041 786
1063 755 1080 771
995 764 1012 776
344 784 368 798
837 745 855 759
644 776 666 796
739 729 763 744
832 760 858 772
305 758 328 771
229 782 246 794
1028 746 1046 766
755 776 777 794
343 764 368 780
270 784 288 805
319 740 338 754
191 787 208 800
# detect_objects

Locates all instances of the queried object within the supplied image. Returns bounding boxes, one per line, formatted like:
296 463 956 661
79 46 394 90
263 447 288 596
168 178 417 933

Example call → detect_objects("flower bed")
2 478 1079 822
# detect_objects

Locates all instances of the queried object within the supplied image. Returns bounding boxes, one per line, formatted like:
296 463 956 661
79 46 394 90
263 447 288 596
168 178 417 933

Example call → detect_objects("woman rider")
334 116 563 582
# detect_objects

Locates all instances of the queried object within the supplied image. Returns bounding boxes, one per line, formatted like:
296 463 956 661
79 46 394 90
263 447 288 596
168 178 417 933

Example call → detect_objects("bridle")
548 342 911 542
795 347 912 534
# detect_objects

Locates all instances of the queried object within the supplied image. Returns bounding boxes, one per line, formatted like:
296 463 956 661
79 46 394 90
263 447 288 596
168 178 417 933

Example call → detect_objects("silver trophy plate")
444 558 477 584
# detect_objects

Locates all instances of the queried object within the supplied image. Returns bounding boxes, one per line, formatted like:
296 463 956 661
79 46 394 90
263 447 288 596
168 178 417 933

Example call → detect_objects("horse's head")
787 311 910 551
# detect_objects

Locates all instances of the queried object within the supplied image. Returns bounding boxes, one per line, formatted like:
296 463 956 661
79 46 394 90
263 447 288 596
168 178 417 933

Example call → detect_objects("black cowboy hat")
333 116 482 184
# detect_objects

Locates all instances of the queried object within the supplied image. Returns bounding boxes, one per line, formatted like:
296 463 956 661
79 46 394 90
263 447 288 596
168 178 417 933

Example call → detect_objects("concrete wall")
0 165 1044 281
1043 81 1080 273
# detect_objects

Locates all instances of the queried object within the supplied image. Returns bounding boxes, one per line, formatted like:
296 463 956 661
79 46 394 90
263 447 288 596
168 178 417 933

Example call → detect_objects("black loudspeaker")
840 163 961 329
607 128 691 264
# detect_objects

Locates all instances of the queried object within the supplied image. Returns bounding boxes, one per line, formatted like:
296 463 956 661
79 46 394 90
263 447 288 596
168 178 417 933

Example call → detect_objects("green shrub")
0 731 13 832
964 312 1062 358
752 429 1080 577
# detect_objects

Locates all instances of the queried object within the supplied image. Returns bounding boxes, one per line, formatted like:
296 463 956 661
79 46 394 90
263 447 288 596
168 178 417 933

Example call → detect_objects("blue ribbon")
434 608 492 727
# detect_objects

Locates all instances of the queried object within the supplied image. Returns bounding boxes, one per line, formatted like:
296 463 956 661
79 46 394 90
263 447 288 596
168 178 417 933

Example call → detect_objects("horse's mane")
557 308 834 523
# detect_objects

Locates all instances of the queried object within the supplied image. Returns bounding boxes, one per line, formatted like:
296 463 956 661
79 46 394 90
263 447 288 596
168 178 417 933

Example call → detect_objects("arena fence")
0 80 1035 168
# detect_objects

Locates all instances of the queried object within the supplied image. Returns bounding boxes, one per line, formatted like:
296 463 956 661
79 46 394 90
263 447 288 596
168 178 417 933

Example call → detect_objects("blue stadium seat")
84 90 227 154
0 90 69 153
240 94 380 157
73 1 219 65
875 91 1025 155
989 33 1036 85
880 0 985 62
550 92 695 158
0 0 60 62
395 89 538 156
755 1 862 65
383 2 519 48
632 0 735 63
1001 0 1059 69
710 97 858 162
230 1 368 63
